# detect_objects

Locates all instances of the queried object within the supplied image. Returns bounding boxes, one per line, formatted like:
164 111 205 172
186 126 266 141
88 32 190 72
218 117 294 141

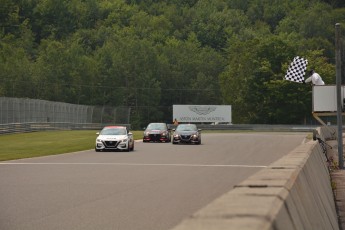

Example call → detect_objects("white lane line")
0 162 267 168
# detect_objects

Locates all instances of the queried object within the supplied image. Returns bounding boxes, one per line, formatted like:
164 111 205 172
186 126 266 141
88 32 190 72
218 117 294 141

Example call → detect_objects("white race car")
95 126 134 152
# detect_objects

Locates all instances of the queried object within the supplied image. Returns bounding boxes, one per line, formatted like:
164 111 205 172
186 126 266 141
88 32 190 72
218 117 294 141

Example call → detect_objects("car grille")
103 141 119 148
180 135 191 141
149 134 161 141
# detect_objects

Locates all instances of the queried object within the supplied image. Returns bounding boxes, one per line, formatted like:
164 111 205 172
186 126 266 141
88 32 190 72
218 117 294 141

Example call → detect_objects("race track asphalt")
0 132 307 230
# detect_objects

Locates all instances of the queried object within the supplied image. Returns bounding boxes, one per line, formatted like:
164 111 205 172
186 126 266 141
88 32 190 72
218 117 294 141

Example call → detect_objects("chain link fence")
0 97 321 135
0 97 131 134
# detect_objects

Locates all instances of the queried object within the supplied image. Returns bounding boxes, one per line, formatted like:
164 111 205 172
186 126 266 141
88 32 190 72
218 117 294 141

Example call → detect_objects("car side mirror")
128 132 133 135
96 132 100 135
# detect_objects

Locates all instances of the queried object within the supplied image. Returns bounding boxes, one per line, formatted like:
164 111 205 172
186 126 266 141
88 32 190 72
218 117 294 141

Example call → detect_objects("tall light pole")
336 23 343 169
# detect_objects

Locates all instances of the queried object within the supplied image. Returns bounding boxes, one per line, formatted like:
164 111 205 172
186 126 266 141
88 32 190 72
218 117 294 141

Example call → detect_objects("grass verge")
0 130 144 161
0 130 307 161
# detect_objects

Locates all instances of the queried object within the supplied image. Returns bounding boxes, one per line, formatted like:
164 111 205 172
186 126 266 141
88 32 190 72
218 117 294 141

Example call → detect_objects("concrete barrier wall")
171 134 339 230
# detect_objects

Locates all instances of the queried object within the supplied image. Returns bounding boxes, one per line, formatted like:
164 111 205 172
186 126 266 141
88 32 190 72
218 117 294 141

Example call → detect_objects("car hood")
97 135 128 140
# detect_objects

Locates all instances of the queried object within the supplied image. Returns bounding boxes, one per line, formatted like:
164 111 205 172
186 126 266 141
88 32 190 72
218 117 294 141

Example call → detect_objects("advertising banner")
173 105 231 123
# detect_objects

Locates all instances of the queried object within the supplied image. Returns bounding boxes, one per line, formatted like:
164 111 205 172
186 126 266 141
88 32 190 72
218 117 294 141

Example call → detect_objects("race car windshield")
147 123 166 130
101 128 127 135
176 125 197 131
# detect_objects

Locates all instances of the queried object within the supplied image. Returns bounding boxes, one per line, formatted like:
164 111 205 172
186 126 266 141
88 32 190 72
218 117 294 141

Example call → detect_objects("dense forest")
1 0 345 128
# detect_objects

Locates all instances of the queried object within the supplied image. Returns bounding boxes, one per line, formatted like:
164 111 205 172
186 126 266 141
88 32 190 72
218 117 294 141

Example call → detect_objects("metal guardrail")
0 122 318 135
168 124 318 132
0 123 131 135
0 122 319 135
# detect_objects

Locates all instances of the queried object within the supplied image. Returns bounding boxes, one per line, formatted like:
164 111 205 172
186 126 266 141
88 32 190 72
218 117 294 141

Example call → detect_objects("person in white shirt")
304 69 325 85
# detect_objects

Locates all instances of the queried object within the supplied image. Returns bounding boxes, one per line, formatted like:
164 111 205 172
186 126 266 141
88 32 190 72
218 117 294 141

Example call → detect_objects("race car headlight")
173 134 179 138
96 139 101 142
121 138 128 142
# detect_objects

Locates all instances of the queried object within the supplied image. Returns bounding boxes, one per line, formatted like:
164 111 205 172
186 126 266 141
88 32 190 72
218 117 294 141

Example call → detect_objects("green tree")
0 0 342 126
0 39 34 98
261 80 311 124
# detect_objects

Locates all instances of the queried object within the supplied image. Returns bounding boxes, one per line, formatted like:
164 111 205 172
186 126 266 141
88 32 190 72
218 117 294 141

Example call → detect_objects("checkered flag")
284 56 308 83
